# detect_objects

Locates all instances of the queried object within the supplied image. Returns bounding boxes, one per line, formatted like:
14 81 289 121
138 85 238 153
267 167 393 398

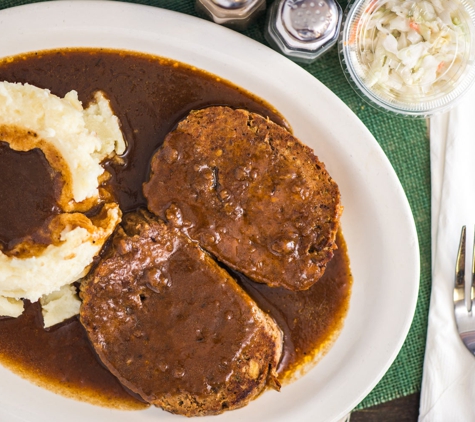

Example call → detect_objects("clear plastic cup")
339 0 475 117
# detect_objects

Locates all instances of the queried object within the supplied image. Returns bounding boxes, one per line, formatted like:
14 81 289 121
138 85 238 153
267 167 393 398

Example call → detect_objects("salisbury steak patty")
80 210 283 416
144 107 342 291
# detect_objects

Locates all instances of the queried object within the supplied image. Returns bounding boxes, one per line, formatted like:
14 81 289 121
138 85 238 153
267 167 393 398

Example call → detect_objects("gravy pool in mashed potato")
0 81 125 325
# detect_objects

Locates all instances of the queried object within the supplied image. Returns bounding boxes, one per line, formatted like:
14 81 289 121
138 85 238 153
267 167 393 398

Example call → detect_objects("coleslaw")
347 0 473 102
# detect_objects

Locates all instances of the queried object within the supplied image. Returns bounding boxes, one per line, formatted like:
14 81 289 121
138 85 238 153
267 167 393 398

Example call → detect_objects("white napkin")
419 88 475 421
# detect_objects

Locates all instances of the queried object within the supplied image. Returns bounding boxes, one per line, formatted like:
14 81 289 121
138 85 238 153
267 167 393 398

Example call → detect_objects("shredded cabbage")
349 0 470 99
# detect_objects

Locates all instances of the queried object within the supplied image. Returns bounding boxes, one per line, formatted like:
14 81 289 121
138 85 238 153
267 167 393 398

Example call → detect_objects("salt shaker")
195 0 266 31
265 0 342 64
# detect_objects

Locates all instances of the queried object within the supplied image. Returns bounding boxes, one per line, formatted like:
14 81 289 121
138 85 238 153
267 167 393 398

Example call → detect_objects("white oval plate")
0 2 420 422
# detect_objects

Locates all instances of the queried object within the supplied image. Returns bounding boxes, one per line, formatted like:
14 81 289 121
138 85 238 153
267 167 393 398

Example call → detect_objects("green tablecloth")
0 0 431 410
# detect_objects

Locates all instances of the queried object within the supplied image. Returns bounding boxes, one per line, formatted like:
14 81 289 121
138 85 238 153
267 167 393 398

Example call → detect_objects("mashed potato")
0 204 120 302
0 82 125 324
40 284 82 329
0 82 125 205
0 296 24 318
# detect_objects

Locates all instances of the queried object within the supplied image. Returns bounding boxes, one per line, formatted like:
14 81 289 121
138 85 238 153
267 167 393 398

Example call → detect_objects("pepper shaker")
265 0 342 64
195 0 266 31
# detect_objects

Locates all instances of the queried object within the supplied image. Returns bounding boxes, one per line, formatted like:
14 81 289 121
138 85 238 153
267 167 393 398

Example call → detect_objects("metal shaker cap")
195 0 266 31
265 0 342 64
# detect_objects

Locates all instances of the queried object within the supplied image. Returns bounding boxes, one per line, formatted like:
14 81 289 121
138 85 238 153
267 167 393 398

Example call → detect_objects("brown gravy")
0 142 60 252
0 49 352 409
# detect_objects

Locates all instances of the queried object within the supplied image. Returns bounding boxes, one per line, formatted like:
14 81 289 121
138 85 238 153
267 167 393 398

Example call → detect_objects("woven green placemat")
0 0 431 411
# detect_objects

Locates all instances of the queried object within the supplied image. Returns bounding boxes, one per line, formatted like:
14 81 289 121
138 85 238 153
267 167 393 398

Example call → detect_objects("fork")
454 226 475 354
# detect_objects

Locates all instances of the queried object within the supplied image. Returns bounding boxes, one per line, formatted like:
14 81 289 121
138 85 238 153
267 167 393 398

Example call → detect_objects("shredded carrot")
346 17 360 45
345 1 379 46
364 0 378 15
409 20 420 32
437 61 445 72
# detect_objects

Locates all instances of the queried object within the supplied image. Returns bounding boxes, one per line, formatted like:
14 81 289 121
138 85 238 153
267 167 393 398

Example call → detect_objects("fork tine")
456 226 466 291
454 227 475 354
470 227 475 313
